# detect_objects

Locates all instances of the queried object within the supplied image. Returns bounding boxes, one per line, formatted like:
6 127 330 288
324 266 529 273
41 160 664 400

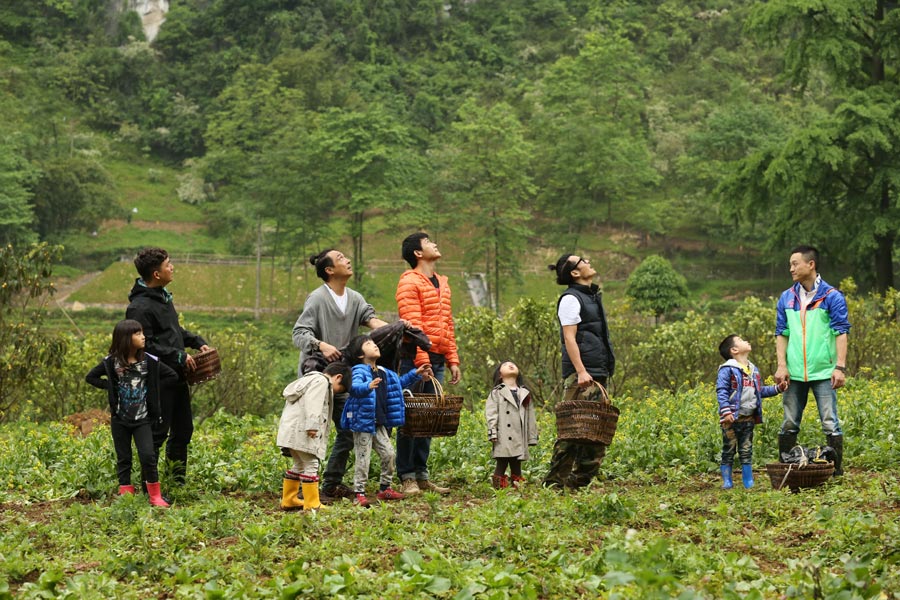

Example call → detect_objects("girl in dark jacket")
86 319 177 507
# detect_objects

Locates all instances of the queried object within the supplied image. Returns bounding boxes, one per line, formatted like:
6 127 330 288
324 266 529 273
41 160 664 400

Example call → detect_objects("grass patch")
103 155 203 223
1 377 898 597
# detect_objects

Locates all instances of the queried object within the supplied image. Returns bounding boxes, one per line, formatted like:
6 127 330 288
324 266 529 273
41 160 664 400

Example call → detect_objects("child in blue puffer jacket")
716 334 787 490
342 334 431 507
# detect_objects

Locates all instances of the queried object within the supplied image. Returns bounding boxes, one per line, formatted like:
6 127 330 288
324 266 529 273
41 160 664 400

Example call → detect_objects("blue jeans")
396 358 445 482
721 419 754 466
780 379 842 437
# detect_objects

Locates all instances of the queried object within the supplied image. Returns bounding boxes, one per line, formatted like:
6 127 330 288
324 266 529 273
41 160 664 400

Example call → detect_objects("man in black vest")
543 253 615 489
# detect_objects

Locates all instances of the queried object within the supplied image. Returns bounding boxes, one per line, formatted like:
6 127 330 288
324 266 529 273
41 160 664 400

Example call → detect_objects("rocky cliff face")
129 0 169 42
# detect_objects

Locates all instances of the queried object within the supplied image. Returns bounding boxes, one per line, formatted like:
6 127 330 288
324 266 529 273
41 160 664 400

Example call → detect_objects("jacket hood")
720 359 748 370
128 278 172 304
283 372 329 404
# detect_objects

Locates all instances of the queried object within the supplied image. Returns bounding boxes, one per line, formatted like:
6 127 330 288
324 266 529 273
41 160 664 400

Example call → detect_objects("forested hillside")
1 0 898 297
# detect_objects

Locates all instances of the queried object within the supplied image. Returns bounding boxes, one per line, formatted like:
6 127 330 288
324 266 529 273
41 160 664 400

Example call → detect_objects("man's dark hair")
401 232 430 268
322 361 351 385
791 245 820 271
719 334 739 361
309 249 336 282
548 253 577 286
134 247 169 282
346 334 373 366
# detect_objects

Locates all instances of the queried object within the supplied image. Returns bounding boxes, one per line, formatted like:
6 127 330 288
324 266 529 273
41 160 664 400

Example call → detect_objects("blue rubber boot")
741 464 754 489
720 465 733 489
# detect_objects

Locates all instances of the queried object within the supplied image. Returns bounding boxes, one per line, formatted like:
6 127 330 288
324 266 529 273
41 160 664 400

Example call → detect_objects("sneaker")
417 479 450 495
376 487 405 501
353 493 370 508
400 479 421 496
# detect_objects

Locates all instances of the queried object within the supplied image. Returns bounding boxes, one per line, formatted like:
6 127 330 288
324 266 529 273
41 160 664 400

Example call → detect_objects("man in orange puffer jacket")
394 232 462 496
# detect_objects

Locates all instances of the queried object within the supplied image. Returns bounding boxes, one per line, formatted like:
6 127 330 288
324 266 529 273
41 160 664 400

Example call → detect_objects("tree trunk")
255 217 262 320
870 0 894 292
352 210 364 287
875 181 895 292
269 220 280 310
493 216 500 313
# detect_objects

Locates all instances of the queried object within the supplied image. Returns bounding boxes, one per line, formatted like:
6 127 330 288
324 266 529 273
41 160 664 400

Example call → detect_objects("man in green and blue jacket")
774 245 850 475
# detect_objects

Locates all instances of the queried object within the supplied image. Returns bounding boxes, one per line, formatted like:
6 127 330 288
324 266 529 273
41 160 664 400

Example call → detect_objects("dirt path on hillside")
54 271 104 303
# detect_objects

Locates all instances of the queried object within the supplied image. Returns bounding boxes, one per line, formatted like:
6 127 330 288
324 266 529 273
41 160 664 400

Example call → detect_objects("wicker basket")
555 382 619 446
400 377 464 438
765 462 834 492
186 348 221 385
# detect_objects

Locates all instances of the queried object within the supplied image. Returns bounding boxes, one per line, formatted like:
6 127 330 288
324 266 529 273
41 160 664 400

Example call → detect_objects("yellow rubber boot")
281 477 304 511
301 481 324 510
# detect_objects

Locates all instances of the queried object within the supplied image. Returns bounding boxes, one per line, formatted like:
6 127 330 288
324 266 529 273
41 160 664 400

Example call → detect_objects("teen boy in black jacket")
126 247 210 486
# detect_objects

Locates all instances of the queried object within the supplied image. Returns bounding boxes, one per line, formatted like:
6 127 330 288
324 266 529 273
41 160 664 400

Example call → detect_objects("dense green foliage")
2 4 900 595
1 0 897 298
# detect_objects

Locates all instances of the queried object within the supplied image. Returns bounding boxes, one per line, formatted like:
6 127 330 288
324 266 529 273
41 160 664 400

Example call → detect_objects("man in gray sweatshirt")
292 249 387 500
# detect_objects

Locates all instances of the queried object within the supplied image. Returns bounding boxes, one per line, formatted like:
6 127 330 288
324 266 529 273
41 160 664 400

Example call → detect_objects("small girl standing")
342 334 429 507
485 361 538 489
86 319 177 507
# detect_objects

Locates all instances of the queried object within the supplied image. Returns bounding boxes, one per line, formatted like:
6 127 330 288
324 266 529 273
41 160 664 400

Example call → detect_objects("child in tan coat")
277 362 350 510
485 361 538 488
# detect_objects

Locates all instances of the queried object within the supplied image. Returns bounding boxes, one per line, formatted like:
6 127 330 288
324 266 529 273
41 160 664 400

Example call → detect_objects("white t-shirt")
325 284 348 314
557 295 582 326
799 275 821 308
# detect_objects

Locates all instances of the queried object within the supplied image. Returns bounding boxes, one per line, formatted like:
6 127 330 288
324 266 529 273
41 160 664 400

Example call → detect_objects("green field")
1 380 898 598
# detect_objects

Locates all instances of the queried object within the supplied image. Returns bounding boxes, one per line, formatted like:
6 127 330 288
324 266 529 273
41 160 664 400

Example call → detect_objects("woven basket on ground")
400 377 464 438
765 462 834 492
555 381 619 446
186 348 221 385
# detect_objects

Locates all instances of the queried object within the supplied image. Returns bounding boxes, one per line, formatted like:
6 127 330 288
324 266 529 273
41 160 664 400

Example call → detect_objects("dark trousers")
153 379 193 483
544 376 609 488
396 358 445 482
721 417 755 466
322 393 354 489
111 418 158 485
543 441 608 488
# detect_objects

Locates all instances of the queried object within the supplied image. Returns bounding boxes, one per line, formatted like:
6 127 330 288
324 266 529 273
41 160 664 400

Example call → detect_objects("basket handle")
425 376 446 406
778 463 794 490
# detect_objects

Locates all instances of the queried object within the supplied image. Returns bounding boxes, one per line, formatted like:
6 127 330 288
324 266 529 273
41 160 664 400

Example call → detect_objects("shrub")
455 297 561 409
190 325 288 421
626 255 689 323
27 332 109 421
0 243 66 422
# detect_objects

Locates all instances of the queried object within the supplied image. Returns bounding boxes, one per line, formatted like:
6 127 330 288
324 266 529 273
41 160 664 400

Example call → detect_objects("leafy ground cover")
1 379 898 598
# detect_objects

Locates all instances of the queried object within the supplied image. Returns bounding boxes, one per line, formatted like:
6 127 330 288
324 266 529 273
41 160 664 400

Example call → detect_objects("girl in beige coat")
485 361 538 489
276 362 349 510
